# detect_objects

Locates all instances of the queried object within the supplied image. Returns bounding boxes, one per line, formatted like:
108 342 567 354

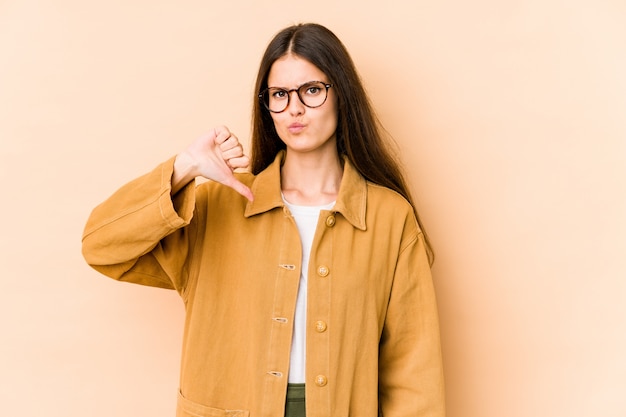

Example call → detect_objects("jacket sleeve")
378 229 446 417
81 157 197 292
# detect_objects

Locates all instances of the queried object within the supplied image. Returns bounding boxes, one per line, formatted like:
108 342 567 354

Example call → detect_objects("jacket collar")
244 150 367 231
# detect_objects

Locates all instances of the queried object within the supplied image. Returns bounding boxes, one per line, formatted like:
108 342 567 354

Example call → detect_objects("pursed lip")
288 122 306 133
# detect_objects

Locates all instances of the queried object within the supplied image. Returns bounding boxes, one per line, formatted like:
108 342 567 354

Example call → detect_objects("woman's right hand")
171 126 254 201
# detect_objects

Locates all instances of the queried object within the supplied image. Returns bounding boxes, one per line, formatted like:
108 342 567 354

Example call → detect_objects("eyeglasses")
259 81 333 113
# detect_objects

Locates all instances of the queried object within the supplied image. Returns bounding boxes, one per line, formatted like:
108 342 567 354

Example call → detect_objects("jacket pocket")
177 391 250 417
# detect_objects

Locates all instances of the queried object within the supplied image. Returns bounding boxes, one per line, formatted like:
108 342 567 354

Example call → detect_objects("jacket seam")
399 230 421 255
82 188 170 238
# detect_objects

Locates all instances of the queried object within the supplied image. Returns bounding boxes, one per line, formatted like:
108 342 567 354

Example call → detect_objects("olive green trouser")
285 383 305 417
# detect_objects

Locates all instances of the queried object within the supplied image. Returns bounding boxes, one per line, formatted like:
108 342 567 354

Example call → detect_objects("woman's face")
266 54 338 157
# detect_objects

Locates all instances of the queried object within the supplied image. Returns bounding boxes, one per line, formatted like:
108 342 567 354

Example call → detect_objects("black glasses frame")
258 81 333 113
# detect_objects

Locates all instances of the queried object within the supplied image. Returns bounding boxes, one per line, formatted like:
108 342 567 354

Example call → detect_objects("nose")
287 90 305 115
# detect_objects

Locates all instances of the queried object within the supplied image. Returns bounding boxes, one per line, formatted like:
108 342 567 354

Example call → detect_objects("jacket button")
315 375 328 387
317 266 329 277
325 215 336 227
315 320 327 333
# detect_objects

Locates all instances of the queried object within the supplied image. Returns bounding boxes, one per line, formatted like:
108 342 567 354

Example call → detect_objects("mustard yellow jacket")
82 151 445 417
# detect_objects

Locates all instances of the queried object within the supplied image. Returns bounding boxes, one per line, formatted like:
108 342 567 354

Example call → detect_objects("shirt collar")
244 150 367 231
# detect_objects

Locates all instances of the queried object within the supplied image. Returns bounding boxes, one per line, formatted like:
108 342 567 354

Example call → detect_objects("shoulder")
365 181 422 236
365 181 415 218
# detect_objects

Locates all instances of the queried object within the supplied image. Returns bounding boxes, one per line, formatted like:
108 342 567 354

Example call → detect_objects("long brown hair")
250 23 434 264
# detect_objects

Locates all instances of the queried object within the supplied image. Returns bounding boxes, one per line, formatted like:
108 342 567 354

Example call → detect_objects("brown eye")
271 89 288 100
305 86 321 95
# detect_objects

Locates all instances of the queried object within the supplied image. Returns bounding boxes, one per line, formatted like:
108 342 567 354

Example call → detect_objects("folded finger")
213 126 232 145
226 155 250 170
222 144 244 160
219 134 240 151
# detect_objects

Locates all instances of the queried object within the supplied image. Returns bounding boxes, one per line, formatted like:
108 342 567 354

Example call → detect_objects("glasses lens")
264 88 288 112
298 82 328 108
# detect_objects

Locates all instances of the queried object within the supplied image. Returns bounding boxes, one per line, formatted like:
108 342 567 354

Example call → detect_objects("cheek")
327 98 339 130
324 108 339 133
269 114 290 143
269 113 283 130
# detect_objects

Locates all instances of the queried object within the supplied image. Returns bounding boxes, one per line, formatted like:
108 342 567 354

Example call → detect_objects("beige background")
1 1 625 416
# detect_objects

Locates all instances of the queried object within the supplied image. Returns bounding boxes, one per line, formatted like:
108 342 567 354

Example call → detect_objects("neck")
281 149 343 206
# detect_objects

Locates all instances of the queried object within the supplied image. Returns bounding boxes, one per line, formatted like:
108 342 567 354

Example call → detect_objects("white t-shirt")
282 196 335 383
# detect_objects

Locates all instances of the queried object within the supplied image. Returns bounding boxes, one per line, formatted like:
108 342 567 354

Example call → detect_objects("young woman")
82 23 444 417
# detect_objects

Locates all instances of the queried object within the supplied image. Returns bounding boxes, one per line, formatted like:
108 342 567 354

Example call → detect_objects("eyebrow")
266 80 328 89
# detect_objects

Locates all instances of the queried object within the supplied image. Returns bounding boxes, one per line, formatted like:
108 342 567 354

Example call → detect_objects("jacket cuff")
159 156 196 228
